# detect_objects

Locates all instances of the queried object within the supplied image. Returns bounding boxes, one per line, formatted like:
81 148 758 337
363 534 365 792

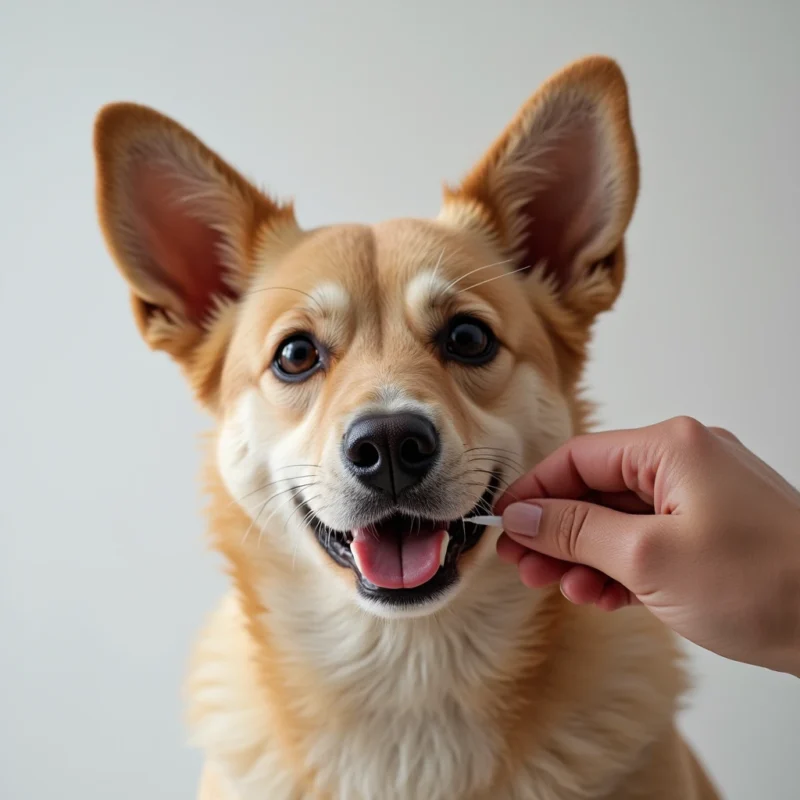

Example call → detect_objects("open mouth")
295 472 501 606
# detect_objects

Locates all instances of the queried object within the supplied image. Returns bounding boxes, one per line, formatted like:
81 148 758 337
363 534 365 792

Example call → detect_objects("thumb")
502 499 663 588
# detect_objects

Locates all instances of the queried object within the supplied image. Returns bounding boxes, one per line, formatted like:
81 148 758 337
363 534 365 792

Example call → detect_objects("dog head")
94 56 638 617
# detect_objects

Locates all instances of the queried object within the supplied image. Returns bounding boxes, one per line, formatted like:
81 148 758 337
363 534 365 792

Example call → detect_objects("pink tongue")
351 528 447 589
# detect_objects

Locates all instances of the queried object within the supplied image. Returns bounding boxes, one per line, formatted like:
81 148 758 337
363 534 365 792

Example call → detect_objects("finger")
496 533 529 565
596 580 639 611
495 426 662 515
557 564 639 611
556 565 639 610
517 551 571 588
584 490 653 515
502 498 670 588
560 565 607 604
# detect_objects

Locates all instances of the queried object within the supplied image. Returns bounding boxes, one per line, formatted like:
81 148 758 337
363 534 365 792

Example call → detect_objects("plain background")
2 1 799 797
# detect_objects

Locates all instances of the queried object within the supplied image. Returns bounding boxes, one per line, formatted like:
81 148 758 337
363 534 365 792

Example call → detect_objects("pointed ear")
93 103 296 402
440 56 639 318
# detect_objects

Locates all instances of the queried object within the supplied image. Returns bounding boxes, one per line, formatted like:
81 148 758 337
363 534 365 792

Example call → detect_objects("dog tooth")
439 532 450 567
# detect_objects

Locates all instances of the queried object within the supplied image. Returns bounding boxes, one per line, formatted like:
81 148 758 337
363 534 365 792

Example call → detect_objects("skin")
495 416 800 678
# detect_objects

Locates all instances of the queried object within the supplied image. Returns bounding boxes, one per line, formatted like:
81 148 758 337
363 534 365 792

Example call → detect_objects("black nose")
343 413 440 497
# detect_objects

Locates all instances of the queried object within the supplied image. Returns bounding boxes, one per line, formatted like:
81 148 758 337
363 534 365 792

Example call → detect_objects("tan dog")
94 56 719 800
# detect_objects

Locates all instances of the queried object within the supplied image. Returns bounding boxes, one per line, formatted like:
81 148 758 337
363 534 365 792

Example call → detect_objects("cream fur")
188 584 691 799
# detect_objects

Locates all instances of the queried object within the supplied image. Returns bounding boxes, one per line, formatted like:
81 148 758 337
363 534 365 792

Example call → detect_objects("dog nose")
343 413 440 496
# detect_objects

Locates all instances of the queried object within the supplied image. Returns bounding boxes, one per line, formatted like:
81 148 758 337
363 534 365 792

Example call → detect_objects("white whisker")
290 495 323 570
457 263 530 294
430 247 446 283
443 258 513 292
242 498 269 546
260 482 318 533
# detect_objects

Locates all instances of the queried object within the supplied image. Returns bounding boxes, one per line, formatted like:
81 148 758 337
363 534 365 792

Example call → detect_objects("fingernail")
502 503 542 537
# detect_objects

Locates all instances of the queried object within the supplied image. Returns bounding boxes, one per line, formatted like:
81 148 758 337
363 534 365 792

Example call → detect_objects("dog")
94 55 720 799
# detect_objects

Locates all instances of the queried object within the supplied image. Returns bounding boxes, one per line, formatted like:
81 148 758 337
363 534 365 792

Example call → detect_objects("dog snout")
343 413 440 497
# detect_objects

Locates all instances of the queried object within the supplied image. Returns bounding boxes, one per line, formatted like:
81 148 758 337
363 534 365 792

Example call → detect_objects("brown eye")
273 335 321 381
443 317 497 365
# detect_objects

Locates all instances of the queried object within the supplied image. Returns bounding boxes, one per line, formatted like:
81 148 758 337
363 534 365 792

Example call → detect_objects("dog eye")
443 317 497 365
273 335 321 381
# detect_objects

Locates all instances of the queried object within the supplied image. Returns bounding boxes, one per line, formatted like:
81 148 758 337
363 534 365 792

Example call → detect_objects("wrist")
776 512 800 677
750 510 800 676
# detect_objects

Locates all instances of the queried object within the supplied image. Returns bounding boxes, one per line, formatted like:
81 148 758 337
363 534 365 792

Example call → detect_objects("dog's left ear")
441 55 639 319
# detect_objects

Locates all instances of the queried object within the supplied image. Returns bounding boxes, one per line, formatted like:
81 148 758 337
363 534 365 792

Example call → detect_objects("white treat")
464 515 502 527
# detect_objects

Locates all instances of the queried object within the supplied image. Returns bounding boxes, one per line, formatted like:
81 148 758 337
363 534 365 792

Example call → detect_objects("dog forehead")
265 223 375 288
255 219 487 321
372 218 505 291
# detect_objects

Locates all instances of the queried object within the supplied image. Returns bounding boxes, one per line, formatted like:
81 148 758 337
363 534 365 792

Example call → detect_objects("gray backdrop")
2 1 799 798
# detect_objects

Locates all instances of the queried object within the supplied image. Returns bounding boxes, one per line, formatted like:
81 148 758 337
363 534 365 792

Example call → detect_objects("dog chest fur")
187 564 687 800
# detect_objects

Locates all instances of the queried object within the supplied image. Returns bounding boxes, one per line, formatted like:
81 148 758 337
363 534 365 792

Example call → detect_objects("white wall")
2 2 798 797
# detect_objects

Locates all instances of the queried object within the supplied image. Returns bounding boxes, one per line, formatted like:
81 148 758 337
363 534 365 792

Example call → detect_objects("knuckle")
626 522 664 580
709 426 739 444
667 415 709 449
555 503 591 560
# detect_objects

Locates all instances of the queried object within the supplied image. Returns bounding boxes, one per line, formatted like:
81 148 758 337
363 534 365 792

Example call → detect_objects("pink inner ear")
132 164 235 324
516 121 607 288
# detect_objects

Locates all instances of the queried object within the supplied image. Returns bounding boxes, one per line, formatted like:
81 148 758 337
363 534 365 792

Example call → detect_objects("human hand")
495 417 800 676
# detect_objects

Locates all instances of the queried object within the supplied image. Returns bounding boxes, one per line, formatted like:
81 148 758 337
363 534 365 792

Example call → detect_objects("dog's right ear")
94 103 296 404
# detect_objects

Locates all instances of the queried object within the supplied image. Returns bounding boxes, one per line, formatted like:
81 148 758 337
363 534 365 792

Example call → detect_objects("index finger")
495 426 659 514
